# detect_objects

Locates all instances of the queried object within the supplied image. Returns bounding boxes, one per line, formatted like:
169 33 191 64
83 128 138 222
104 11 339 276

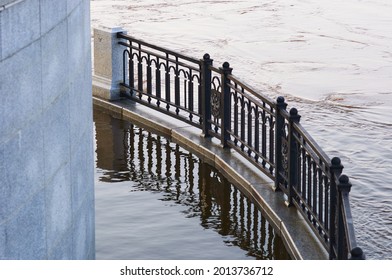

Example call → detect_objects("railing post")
330 157 343 259
201 53 213 137
337 174 351 259
274 96 288 192
220 62 233 148
286 108 301 206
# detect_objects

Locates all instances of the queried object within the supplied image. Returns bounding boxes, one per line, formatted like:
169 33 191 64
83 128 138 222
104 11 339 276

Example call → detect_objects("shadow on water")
94 108 290 260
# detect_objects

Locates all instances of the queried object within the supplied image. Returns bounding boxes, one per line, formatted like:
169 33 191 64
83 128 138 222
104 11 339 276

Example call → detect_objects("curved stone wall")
0 0 94 259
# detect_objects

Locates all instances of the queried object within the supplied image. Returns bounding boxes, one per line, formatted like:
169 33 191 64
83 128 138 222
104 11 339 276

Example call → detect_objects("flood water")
91 0 392 259
94 109 290 259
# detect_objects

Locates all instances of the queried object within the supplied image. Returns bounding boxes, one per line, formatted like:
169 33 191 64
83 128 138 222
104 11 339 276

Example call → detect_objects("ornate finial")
289 108 301 122
203 53 210 60
220 62 232 74
350 247 365 260
330 157 344 174
331 157 341 166
290 108 298 116
277 96 285 103
338 174 352 192
339 174 350 184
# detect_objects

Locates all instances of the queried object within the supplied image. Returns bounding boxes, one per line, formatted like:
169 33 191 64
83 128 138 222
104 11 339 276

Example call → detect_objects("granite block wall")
0 0 94 259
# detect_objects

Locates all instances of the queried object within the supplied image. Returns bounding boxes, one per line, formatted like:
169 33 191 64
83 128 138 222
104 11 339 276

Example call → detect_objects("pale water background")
91 0 392 259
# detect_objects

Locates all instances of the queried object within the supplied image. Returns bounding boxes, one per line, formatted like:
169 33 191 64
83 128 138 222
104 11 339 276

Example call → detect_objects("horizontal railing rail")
116 32 365 260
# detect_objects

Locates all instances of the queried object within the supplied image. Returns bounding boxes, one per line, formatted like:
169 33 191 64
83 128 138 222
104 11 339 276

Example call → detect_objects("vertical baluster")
233 84 239 146
254 106 260 163
165 54 171 110
307 155 312 215
188 69 194 121
129 42 134 90
184 79 187 112
297 147 302 195
175 57 180 115
137 43 143 98
240 89 246 151
302 149 306 200
269 112 274 175
313 162 318 221
147 55 152 103
247 101 253 156
262 105 267 167
122 50 127 86
155 58 161 107
198 82 202 124
318 164 323 229
324 175 329 240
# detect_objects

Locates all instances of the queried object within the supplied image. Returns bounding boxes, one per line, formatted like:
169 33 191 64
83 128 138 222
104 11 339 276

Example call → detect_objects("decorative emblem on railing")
281 138 289 179
211 89 221 118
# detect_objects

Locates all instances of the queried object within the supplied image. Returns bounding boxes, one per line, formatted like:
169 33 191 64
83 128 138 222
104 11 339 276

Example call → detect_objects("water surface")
91 0 392 259
94 109 290 259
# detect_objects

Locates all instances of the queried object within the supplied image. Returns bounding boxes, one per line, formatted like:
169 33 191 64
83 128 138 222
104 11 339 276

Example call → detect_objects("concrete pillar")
93 26 127 101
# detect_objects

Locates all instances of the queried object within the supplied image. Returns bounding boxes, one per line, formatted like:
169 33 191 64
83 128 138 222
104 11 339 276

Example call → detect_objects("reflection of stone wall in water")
94 111 128 173
0 0 94 259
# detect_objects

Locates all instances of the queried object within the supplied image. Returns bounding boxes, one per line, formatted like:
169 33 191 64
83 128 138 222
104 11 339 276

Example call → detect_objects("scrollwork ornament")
282 139 289 176
211 89 221 119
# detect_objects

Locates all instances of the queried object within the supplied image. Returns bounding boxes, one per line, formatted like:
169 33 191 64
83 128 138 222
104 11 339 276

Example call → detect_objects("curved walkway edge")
93 96 328 260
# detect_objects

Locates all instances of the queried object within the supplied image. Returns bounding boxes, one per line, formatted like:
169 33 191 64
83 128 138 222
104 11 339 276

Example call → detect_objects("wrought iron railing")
117 32 365 260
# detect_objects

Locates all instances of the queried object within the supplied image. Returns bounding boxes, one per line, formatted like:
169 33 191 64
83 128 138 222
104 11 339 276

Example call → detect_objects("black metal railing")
117 32 365 260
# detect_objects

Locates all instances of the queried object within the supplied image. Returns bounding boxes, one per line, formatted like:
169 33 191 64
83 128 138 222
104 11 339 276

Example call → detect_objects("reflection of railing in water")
117 32 364 259
94 112 290 259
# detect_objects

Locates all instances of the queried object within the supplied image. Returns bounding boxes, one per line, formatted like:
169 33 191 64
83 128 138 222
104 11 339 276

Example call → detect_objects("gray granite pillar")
0 0 94 260
93 26 127 101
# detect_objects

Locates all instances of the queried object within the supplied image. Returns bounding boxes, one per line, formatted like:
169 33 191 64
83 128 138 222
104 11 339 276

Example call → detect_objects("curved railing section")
117 32 365 260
